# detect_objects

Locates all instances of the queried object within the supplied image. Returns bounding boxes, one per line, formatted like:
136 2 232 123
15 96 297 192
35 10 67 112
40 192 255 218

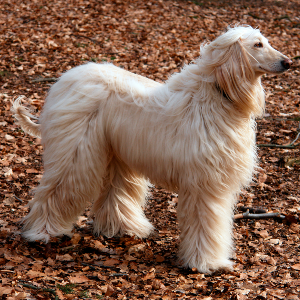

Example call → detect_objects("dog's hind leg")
22 113 109 242
177 189 234 273
92 157 153 239
22 181 90 242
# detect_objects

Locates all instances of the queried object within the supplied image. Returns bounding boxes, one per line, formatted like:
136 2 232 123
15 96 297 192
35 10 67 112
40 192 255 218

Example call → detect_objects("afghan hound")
12 25 291 273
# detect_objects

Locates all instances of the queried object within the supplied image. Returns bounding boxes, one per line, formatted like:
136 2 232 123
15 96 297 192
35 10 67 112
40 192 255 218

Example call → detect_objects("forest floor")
0 0 300 299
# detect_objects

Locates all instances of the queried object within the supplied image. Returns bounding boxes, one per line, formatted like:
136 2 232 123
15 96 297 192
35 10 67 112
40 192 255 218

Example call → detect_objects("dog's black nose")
281 58 293 70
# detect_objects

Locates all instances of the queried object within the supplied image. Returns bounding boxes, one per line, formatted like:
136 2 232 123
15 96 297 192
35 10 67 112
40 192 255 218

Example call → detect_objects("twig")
257 143 299 149
60 245 77 251
14 195 23 202
261 116 300 121
19 283 57 298
32 77 58 83
234 211 285 220
20 283 39 290
71 34 102 46
248 12 264 20
81 262 119 270
109 273 128 277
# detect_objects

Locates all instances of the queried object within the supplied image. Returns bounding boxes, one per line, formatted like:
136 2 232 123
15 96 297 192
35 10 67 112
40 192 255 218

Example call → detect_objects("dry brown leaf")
69 275 89 283
105 285 114 297
25 169 39 174
56 254 73 261
55 289 66 300
0 287 14 296
93 240 107 250
70 233 81 245
143 268 156 281
291 264 300 271
14 292 27 299
103 258 120 267
26 270 45 279
155 255 165 262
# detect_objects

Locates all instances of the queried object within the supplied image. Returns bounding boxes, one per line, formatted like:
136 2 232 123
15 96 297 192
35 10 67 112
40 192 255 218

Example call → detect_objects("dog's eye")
254 42 263 48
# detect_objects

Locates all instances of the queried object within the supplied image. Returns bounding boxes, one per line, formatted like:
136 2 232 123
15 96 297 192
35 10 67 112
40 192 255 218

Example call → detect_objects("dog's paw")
185 258 233 274
22 229 51 243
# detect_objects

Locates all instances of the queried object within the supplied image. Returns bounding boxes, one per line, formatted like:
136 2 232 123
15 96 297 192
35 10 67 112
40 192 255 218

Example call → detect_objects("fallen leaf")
105 285 114 297
93 240 107 250
0 287 13 296
26 270 45 278
143 268 156 281
70 233 81 245
103 258 120 266
5 134 15 142
69 274 89 283
291 264 300 271
258 230 269 238
155 255 165 262
56 254 73 261
55 289 66 300
26 169 39 174
15 292 27 299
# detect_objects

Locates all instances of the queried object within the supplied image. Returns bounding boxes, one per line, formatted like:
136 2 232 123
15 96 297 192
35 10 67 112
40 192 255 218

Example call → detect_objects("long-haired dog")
12 26 291 273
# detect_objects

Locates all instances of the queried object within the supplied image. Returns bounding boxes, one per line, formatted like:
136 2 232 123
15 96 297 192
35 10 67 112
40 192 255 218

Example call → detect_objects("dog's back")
47 63 161 105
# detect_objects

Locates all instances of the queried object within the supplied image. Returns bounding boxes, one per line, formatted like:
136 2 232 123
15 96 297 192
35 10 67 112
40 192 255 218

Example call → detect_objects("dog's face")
241 32 292 75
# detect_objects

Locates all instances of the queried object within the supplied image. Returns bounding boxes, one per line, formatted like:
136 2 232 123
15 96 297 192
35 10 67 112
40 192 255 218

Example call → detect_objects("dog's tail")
11 96 41 138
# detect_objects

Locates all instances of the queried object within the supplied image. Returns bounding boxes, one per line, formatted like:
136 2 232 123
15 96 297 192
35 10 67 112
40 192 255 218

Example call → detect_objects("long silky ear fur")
215 41 264 117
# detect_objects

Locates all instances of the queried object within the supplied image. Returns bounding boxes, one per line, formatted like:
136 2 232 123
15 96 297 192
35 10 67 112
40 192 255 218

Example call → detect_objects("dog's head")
199 26 291 116
204 26 292 76
239 29 292 75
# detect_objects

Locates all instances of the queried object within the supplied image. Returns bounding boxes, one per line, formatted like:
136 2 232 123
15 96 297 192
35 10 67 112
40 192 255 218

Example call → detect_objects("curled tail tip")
11 96 42 139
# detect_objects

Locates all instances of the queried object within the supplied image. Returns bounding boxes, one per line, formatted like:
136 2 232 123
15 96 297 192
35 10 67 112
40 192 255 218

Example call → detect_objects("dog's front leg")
177 188 234 273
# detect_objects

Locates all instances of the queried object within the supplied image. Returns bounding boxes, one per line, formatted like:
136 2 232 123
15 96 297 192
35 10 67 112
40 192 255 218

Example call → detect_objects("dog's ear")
215 41 264 116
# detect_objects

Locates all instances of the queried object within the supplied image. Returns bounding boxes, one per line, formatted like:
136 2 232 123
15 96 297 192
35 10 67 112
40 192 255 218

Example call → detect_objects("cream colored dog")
13 26 291 273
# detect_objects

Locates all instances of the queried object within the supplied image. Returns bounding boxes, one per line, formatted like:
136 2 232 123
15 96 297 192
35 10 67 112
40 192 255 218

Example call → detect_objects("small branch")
260 116 300 121
81 262 119 270
14 195 23 202
60 245 77 251
109 273 128 277
19 283 57 296
20 283 39 290
257 143 299 149
32 77 58 83
71 34 102 46
234 211 285 220
248 12 264 20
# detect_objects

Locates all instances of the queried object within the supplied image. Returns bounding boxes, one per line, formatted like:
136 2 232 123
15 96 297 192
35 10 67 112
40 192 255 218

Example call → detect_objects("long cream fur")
12 26 291 273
